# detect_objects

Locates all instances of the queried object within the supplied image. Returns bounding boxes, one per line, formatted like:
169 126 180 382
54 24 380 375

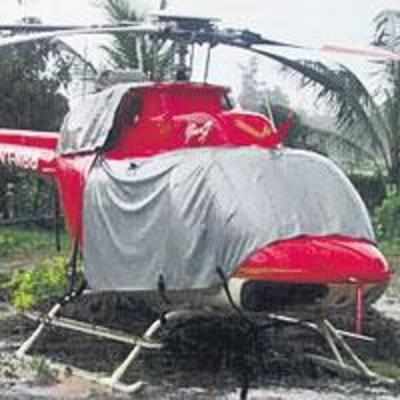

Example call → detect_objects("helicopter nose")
234 235 392 285
227 235 392 316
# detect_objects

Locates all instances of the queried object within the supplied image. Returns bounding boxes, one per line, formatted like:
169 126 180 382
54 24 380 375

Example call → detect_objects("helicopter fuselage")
0 82 392 325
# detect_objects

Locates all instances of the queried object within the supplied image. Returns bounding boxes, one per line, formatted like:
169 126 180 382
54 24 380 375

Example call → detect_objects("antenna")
18 0 26 20
263 89 277 131
160 0 168 11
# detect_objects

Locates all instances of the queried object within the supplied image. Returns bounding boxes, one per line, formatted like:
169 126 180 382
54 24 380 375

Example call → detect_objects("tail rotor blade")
319 44 400 61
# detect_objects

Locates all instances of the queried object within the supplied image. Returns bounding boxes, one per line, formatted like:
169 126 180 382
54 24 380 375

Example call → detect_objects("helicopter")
0 12 397 393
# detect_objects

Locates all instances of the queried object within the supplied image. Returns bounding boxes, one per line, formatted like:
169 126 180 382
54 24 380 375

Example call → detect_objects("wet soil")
1 254 400 399
1 291 400 400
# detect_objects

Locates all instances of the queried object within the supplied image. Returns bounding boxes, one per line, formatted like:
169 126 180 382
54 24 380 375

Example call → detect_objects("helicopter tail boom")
0 129 59 177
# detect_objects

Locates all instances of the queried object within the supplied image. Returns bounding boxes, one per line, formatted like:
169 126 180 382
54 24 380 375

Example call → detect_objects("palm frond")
247 47 391 170
99 0 174 79
102 0 140 23
372 10 400 99
316 128 384 173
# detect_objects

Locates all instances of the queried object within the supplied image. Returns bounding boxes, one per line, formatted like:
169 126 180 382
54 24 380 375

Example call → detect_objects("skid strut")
15 242 206 393
304 319 395 384
16 301 198 393
215 266 395 386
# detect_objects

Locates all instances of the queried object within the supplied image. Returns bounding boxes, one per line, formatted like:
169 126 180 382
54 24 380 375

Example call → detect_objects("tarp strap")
59 239 87 307
216 266 254 327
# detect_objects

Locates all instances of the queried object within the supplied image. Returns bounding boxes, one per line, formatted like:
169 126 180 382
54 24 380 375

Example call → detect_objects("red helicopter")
0 13 396 393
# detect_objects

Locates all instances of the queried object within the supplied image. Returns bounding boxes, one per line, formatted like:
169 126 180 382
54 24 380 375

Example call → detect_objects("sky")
2 0 400 108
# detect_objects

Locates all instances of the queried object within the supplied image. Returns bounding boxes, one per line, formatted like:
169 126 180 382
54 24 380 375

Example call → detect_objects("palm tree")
100 0 175 80
255 10 400 191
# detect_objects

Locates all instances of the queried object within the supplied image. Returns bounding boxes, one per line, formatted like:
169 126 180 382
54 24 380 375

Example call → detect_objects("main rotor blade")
0 22 137 32
223 29 400 61
1 16 399 63
0 24 85 32
224 32 400 61
252 35 400 61
226 42 400 82
0 24 157 48
217 29 303 49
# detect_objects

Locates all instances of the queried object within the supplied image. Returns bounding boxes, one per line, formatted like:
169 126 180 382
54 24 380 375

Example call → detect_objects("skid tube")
267 314 394 384
15 263 398 395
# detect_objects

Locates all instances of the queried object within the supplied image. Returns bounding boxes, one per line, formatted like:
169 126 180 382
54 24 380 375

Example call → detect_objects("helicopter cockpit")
58 81 292 159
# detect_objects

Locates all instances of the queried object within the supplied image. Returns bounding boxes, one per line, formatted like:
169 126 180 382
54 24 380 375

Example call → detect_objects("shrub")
348 173 386 212
7 256 69 311
0 234 17 256
375 192 400 240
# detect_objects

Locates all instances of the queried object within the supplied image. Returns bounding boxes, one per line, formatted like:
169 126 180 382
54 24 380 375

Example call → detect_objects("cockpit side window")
103 91 142 151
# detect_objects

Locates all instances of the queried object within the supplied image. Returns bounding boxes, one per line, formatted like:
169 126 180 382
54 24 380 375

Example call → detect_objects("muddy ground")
0 293 400 399
1 268 400 399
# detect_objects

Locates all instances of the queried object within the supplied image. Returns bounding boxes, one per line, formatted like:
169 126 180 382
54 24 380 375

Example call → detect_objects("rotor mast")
153 13 219 82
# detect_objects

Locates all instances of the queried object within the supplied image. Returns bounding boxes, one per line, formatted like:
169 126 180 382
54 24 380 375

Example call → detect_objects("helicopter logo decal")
184 119 214 144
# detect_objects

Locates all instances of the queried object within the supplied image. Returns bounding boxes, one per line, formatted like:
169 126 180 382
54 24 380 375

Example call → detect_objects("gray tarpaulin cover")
58 83 137 155
83 147 374 291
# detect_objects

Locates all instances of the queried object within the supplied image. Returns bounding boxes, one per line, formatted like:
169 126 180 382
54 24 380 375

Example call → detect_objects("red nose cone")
235 235 392 285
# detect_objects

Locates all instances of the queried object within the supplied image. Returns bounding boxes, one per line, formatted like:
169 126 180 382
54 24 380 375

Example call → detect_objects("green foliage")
378 239 400 258
100 0 142 70
7 256 69 311
100 0 175 80
348 173 386 211
239 56 290 112
367 360 400 379
0 171 56 221
239 56 337 156
0 227 66 258
0 38 71 220
0 41 70 130
375 192 400 240
269 10 400 190
0 234 17 255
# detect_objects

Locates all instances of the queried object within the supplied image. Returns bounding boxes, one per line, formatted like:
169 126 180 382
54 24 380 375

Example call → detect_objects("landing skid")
16 300 200 393
15 298 396 394
266 313 396 385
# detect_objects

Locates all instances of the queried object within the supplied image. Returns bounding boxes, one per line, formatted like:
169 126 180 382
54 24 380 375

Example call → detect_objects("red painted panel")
55 154 96 241
105 83 293 159
0 129 58 176
235 235 392 284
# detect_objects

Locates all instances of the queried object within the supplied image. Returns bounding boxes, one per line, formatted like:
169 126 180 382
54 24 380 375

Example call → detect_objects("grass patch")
379 239 400 259
0 226 69 264
367 360 400 379
0 271 10 286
